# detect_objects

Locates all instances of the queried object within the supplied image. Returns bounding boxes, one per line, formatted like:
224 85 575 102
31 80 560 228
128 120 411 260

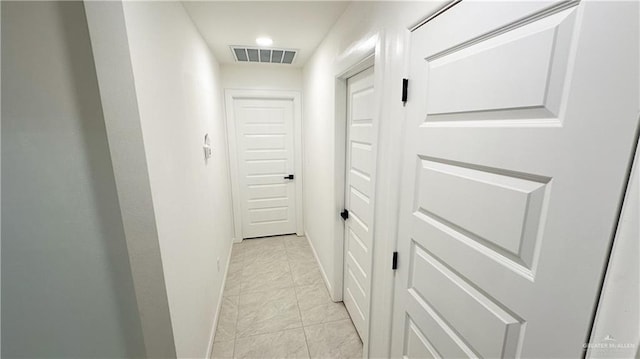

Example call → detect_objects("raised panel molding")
245 159 287 175
241 107 286 124
242 134 286 151
347 228 370 275
351 87 374 121
247 206 288 224
408 241 523 358
247 183 287 200
414 157 549 272
404 318 439 359
424 6 577 124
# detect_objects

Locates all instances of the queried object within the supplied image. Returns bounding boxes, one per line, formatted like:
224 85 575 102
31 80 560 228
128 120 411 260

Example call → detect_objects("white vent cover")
230 46 297 64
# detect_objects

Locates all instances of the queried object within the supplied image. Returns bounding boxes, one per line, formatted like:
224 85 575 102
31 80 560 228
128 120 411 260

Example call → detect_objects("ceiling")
183 1 350 67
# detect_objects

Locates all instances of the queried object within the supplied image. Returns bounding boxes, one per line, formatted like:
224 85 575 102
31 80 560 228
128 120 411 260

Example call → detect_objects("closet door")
391 1 639 357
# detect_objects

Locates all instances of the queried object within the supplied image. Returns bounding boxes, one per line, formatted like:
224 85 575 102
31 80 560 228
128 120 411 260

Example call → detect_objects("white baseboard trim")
232 237 243 244
205 239 234 359
304 231 335 299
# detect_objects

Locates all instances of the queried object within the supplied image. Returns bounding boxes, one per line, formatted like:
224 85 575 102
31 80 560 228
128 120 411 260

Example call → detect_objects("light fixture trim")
255 37 273 47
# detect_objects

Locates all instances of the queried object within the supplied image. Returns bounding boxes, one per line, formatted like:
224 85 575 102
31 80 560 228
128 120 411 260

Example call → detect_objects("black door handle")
284 174 294 180
340 209 349 220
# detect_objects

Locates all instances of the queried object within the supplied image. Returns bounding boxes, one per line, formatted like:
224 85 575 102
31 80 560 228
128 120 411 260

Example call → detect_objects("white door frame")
334 38 379 301
224 89 304 242
333 32 385 359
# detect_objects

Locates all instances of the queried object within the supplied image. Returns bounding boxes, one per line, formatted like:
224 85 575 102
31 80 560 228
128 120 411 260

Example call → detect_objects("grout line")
231 234 337 358
301 324 313 359
239 284 296 296
287 240 312 358
234 324 305 340
234 236 301 354
301 317 352 329
231 295 348 340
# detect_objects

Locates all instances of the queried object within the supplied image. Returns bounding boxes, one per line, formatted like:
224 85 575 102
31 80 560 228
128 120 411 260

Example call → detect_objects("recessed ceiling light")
256 37 273 47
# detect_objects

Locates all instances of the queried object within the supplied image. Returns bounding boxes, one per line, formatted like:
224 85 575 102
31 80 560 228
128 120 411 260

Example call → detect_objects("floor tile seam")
231 236 321 359
301 317 355 330
235 254 300 341
290 254 312 359
237 280 296 296
288 258 320 266
291 277 326 289
238 245 293 295
234 322 306 340
242 262 293 274
230 238 296 358
234 325 307 340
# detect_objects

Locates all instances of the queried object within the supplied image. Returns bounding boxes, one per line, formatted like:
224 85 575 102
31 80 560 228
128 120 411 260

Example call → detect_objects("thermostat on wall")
203 134 212 160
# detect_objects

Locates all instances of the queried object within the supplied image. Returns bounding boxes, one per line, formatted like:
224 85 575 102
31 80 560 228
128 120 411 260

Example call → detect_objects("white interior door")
392 1 639 358
343 66 376 340
234 98 297 239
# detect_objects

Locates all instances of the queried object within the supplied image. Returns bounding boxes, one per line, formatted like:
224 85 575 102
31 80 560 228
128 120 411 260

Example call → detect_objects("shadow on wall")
56 2 146 355
2 1 145 357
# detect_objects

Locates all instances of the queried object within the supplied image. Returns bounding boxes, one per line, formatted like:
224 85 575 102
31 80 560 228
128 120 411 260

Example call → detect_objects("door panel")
392 1 639 358
416 159 547 270
343 66 376 340
408 241 521 358
234 99 297 238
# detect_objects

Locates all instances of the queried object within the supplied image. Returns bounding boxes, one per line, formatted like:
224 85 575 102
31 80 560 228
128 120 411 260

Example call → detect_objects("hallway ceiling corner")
182 1 350 67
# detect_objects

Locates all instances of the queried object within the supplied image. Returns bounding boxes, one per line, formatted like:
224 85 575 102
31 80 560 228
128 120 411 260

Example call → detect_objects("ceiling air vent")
231 46 297 64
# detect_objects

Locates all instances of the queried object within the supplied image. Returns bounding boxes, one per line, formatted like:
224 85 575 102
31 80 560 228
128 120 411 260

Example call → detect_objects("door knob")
284 174 294 180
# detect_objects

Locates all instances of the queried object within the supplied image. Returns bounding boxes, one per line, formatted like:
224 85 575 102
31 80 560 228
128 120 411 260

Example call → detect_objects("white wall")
84 1 176 356
1 1 145 357
221 63 302 91
302 2 445 357
120 2 235 357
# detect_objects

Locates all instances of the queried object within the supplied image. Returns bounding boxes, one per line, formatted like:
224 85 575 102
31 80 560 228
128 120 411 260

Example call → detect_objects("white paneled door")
233 98 297 239
343 66 376 340
392 1 639 358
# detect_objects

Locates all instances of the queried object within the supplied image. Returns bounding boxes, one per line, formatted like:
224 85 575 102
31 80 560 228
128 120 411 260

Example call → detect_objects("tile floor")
212 234 363 359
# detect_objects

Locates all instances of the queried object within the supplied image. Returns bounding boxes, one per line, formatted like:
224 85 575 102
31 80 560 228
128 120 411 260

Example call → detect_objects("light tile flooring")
212 235 363 359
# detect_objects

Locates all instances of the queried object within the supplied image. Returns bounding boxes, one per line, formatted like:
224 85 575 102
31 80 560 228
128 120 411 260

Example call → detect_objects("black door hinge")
340 209 349 220
392 251 398 270
402 78 408 103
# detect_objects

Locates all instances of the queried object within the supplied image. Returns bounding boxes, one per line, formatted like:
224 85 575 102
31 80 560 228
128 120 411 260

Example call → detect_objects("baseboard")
232 237 243 244
304 231 335 299
205 239 234 359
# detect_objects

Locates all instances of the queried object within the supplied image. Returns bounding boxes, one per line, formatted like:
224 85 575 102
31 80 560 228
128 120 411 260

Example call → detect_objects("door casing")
332 32 386 359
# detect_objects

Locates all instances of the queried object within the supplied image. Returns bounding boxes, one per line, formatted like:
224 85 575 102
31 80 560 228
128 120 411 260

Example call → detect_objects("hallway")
212 235 362 358
2 0 639 357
